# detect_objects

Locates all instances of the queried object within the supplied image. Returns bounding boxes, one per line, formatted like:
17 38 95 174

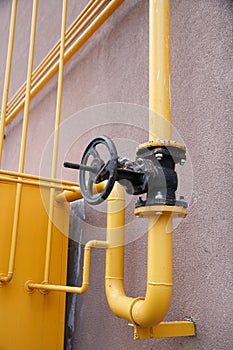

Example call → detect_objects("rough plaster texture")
0 0 232 349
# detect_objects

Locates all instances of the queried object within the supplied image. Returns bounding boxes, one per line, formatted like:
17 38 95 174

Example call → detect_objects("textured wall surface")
0 0 232 349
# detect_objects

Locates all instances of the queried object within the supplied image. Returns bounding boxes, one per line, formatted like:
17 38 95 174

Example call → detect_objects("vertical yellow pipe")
105 186 173 327
149 0 171 140
105 183 137 322
106 0 173 327
43 0 68 283
0 0 18 165
131 214 173 327
18 0 38 172
0 0 38 283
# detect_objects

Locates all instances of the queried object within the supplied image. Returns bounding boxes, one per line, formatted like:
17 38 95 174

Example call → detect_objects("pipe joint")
0 272 13 283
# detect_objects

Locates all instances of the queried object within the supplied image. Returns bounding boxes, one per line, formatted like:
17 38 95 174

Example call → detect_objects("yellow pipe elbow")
132 214 173 327
105 183 173 327
131 285 172 327
105 278 138 322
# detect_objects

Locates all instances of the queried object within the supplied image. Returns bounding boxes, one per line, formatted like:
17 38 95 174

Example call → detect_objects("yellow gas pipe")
105 0 195 337
105 0 173 328
149 0 171 141
105 185 175 327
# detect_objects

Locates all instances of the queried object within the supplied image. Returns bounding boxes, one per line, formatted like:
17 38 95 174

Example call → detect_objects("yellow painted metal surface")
131 321 196 340
149 0 171 140
0 179 69 349
137 139 186 152
134 205 187 218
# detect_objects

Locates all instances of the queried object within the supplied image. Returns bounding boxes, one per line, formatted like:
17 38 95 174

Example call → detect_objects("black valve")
64 136 187 207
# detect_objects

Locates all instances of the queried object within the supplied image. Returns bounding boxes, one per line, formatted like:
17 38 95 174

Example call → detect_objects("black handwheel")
79 136 118 205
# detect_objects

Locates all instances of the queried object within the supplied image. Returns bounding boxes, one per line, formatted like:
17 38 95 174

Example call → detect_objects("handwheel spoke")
88 146 100 159
87 174 94 197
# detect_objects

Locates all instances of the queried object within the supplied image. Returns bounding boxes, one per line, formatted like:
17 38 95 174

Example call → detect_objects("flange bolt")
155 191 163 200
155 153 163 161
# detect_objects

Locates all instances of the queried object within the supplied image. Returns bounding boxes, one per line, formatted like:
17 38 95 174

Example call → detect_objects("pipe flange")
134 205 187 218
24 280 35 294
137 139 186 152
136 139 186 164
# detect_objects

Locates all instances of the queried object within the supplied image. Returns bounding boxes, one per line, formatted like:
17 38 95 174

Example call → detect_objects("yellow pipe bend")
105 183 172 327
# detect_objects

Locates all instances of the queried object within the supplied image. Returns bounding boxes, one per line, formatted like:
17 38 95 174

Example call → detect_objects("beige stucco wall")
0 1 232 349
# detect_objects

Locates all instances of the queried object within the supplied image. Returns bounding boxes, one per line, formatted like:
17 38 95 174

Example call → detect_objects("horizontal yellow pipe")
55 182 105 202
4 0 125 125
0 169 79 187
55 186 83 202
26 240 108 294
0 175 79 191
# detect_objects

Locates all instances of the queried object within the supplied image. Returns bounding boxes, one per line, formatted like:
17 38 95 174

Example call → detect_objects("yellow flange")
137 139 186 153
134 205 187 219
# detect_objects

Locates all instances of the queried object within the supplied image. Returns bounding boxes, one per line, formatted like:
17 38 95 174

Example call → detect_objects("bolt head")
180 159 185 166
155 153 163 161
118 157 128 165
155 191 163 200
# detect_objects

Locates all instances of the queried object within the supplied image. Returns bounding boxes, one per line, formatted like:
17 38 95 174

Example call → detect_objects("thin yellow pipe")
0 184 22 283
26 0 98 80
0 175 79 191
7 0 104 115
43 0 68 283
0 0 17 164
26 240 108 294
0 169 79 187
5 0 125 125
55 187 83 202
6 0 97 113
31 0 108 83
0 0 38 284
30 0 108 91
19 1 38 172
149 0 171 140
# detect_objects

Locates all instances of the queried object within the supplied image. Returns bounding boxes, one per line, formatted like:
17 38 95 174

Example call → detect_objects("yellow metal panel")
0 180 69 349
